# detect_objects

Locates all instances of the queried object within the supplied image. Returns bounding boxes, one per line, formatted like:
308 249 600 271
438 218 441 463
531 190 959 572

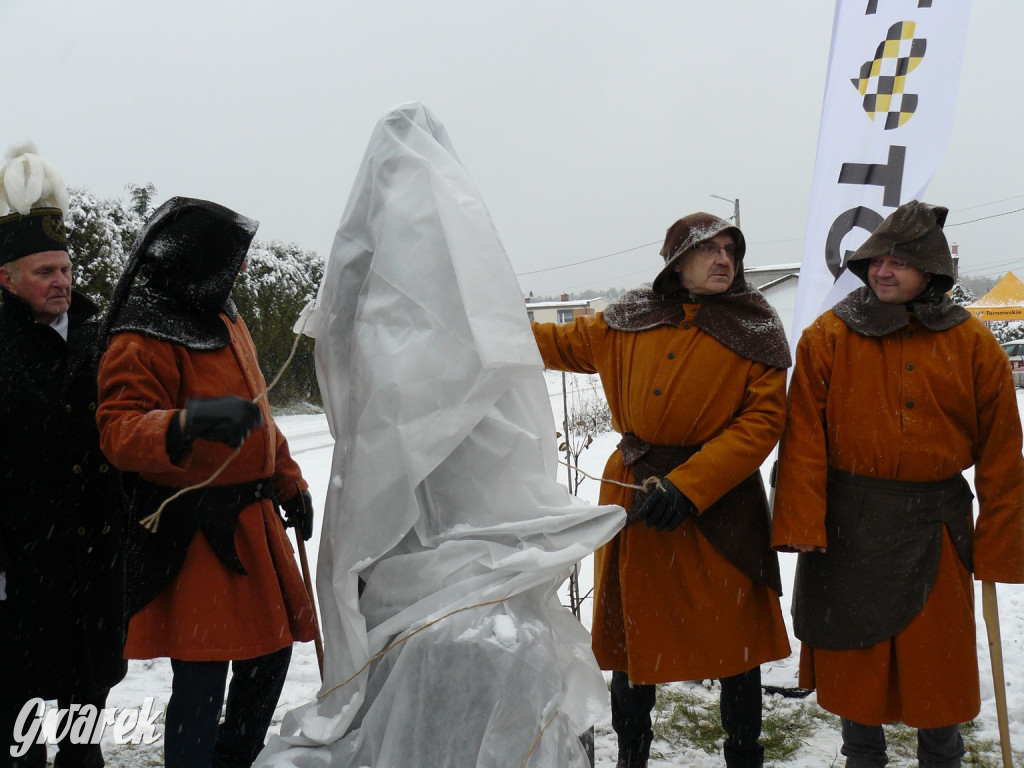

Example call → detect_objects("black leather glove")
182 396 263 448
281 489 315 541
635 479 694 532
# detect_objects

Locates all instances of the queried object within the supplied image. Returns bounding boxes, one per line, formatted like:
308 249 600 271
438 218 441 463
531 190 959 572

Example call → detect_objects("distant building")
525 294 609 324
745 263 800 337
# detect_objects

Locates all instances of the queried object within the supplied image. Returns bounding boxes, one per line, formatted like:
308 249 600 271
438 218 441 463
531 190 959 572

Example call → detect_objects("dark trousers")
165 646 292 768
841 718 965 768
611 667 764 768
1 691 108 768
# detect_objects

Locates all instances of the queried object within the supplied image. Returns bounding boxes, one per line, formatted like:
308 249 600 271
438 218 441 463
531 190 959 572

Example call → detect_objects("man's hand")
635 479 694 532
282 489 315 541
182 396 263 448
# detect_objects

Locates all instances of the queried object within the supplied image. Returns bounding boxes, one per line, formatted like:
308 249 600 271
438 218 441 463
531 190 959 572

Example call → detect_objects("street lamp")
710 194 740 229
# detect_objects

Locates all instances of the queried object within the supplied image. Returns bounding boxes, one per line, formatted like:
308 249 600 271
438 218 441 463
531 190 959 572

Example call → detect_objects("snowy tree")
233 240 325 405
63 186 325 406
66 187 141 312
950 281 976 306
125 181 158 218
985 321 1024 344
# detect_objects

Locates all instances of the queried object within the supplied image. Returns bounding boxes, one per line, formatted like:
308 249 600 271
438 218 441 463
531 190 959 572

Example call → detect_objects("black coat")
0 290 127 702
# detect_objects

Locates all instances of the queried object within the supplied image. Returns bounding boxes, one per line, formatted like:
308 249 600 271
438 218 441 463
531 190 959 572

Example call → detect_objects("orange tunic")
533 310 791 684
773 310 1024 727
96 315 318 661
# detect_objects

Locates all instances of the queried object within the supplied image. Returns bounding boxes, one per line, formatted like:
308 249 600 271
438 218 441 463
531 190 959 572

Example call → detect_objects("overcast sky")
3 1 1021 297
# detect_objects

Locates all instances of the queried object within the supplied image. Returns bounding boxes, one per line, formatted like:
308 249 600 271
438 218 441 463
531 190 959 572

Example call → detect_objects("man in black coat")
0 145 126 768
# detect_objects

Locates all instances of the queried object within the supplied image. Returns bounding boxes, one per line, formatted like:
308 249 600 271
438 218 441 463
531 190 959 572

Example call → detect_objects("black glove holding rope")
281 489 315 541
182 396 263 448
634 478 695 532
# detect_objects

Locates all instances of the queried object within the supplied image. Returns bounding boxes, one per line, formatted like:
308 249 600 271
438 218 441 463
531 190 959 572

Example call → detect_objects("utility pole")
710 194 740 228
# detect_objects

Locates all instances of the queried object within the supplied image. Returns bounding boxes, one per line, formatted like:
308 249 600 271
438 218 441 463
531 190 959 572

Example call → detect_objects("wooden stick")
982 581 1013 768
295 530 325 680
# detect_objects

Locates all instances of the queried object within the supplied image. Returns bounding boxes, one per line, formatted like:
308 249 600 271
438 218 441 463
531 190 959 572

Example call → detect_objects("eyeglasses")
694 242 737 258
868 257 909 269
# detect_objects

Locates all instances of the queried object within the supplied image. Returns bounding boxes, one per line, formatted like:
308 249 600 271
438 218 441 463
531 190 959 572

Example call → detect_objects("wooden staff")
295 530 325 680
982 581 1012 768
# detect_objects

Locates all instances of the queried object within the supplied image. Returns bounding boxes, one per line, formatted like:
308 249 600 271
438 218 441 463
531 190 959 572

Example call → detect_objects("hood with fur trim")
652 212 746 298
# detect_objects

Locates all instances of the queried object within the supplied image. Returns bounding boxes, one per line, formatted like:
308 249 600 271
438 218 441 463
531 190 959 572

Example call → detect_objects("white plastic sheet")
257 103 624 768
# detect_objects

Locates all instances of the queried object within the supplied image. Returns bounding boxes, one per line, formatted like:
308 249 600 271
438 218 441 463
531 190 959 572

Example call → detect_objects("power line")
946 206 1024 228
556 266 655 293
949 194 1024 214
517 195 1024 280
516 240 661 276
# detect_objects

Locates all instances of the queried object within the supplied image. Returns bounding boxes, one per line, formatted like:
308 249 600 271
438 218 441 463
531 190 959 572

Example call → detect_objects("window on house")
557 309 574 324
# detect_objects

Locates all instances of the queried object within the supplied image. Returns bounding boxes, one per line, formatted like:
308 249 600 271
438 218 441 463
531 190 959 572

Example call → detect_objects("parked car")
1000 340 1024 388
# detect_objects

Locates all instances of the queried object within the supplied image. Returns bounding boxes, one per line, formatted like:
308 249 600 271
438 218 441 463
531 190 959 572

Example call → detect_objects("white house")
744 263 800 340
525 295 610 324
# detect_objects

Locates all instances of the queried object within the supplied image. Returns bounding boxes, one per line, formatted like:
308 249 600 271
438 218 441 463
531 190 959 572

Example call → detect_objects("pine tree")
949 281 976 306
65 187 141 312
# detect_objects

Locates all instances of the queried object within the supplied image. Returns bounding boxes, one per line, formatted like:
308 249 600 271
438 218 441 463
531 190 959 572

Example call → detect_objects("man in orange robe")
533 213 792 768
773 201 1024 767
96 198 318 768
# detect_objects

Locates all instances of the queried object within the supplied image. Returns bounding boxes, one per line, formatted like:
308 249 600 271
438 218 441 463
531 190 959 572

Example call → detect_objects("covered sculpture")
256 103 624 767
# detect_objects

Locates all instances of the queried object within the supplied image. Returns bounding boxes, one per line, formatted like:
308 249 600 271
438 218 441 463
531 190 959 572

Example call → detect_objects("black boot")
720 668 765 768
615 731 652 768
611 671 655 768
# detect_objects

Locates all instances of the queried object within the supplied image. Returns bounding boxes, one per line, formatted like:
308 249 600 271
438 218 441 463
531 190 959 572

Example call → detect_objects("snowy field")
79 372 1024 767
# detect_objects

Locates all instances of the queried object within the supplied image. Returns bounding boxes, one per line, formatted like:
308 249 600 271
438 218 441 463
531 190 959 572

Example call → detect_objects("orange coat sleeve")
666 361 786 514
96 335 193 477
772 317 831 551
971 331 1024 583
531 318 601 375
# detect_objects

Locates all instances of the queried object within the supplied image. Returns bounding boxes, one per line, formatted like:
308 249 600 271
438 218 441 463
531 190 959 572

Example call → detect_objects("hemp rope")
138 324 308 533
313 594 561 768
517 714 557 768
316 597 511 700
556 458 666 494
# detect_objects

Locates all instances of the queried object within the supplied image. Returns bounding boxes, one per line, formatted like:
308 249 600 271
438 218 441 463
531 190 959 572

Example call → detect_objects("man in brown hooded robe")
773 201 1024 767
533 213 792 768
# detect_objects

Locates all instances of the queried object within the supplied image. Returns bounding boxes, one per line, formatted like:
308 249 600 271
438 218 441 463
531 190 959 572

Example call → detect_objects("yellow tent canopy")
966 271 1024 321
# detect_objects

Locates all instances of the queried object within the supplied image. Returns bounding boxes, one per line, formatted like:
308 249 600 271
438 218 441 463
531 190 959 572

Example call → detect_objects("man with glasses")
773 201 1024 767
532 212 792 768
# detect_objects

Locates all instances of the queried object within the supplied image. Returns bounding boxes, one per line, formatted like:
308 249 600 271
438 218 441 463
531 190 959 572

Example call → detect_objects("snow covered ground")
83 373 1024 767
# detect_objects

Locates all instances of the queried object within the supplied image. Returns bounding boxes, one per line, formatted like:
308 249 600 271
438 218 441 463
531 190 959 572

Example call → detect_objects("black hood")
103 197 258 350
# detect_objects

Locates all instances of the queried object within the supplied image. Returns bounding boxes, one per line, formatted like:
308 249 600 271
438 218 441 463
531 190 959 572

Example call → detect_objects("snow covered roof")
525 297 607 310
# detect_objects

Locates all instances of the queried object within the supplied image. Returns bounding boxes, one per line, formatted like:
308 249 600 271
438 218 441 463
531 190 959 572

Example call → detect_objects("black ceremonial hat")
0 207 68 267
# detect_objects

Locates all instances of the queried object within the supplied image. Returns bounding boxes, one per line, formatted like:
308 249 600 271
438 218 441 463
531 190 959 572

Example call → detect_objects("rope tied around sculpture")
314 593 563 768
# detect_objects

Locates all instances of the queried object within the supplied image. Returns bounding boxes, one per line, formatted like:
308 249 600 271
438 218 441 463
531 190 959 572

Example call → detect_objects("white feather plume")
0 142 69 217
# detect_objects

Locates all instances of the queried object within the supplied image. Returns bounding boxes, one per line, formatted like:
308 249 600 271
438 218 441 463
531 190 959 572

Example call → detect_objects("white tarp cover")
256 102 625 768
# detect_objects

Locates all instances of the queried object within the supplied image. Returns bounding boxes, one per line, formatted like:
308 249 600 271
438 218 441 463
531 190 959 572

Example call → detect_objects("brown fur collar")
604 286 791 369
832 286 969 337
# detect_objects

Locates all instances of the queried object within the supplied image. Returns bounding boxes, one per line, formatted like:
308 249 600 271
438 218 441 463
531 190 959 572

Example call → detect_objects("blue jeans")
165 646 292 768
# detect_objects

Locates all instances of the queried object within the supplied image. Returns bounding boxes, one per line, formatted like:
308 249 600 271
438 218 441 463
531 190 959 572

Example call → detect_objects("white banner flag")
790 0 972 347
